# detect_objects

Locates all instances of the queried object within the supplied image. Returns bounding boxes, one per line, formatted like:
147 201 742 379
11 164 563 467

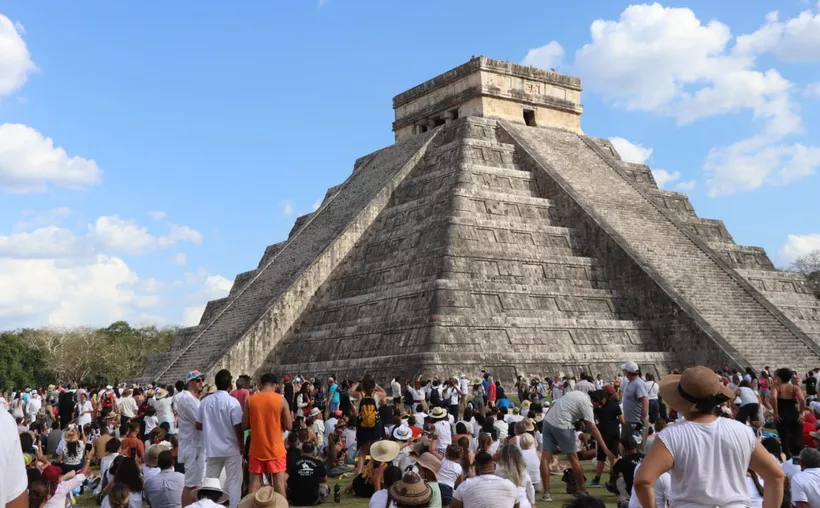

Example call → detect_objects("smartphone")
85 443 93 453
130 447 137 457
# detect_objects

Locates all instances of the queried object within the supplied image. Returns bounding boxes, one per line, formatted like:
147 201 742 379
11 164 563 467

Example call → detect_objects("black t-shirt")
804 377 817 396
594 399 622 436
287 457 326 505
286 447 302 472
613 453 645 494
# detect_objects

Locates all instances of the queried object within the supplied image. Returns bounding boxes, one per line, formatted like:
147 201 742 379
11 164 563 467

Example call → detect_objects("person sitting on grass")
607 435 645 506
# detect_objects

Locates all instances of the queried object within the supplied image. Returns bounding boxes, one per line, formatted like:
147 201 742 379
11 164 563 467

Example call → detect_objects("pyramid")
143 57 820 385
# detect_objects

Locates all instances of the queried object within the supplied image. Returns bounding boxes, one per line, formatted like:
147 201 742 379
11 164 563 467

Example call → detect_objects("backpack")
430 387 442 408
101 392 113 407
358 391 379 429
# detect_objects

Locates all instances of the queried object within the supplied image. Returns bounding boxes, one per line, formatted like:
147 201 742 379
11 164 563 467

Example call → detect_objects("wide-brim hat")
429 407 448 419
413 452 441 479
659 366 735 414
389 471 433 506
192 478 229 504
520 400 531 410
155 388 169 400
522 418 535 432
471 378 482 385
48 385 56 391
392 424 413 441
371 440 400 463
65 429 80 442
309 407 322 418
237 486 288 508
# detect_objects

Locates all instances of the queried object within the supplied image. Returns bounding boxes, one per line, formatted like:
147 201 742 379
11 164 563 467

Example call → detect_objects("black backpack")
430 387 442 408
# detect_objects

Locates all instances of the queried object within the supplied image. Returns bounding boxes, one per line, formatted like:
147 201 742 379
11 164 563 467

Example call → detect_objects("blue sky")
0 1 818 328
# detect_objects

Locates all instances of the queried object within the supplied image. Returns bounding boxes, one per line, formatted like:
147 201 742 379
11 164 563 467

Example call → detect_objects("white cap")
621 361 640 374
810 401 820 414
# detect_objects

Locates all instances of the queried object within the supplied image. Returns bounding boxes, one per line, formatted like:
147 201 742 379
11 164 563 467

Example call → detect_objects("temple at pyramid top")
141 56 820 386
392 56 583 140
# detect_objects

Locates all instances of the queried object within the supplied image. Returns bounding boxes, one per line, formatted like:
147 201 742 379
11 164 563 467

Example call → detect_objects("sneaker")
586 478 601 488
540 493 553 502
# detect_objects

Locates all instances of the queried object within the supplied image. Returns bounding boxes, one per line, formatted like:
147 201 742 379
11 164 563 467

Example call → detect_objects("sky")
0 1 818 329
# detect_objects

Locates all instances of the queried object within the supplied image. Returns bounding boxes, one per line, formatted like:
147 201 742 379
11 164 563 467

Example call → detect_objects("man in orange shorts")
242 373 292 496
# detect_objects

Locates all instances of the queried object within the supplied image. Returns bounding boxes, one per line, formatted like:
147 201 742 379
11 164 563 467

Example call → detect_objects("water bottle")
334 483 341 503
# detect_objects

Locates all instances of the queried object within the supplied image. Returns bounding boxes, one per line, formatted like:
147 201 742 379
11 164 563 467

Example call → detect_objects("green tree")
0 332 54 391
790 250 820 298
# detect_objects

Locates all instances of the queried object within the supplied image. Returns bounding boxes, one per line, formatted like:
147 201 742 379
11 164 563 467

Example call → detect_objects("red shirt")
487 382 497 402
410 426 423 438
231 388 250 410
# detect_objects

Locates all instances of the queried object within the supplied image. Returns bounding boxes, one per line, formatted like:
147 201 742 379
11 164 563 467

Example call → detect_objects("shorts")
597 433 620 461
179 447 205 488
248 456 287 474
541 421 577 454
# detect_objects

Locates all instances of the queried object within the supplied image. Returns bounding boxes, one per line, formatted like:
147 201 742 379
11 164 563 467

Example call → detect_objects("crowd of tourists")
3 362 820 508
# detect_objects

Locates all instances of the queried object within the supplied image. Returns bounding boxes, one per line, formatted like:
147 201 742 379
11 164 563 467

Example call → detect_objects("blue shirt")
329 383 339 404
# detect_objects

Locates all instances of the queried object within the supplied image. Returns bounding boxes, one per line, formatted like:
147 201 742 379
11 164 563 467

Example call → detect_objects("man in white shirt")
196 369 244 508
452 451 519 508
575 374 596 394
791 448 820 508
177 370 205 506
144 449 186 508
1 410 28 508
391 377 402 404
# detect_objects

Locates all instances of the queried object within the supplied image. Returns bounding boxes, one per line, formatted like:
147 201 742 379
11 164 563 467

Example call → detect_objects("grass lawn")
75 461 620 507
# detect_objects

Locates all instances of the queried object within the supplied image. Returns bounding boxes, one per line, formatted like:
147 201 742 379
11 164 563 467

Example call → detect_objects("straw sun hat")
237 486 288 508
659 366 735 414
370 440 400 463
389 471 433 506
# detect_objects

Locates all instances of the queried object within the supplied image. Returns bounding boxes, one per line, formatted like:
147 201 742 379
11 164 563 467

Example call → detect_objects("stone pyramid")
143 57 820 385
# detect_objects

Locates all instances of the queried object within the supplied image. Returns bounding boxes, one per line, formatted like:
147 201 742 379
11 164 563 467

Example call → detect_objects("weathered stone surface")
142 58 819 385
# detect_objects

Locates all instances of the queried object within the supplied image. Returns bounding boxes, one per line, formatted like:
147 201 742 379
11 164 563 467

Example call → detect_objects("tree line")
791 250 820 298
0 321 178 391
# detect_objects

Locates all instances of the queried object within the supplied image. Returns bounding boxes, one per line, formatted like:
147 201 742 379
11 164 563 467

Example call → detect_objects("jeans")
206 455 243 508
648 399 660 423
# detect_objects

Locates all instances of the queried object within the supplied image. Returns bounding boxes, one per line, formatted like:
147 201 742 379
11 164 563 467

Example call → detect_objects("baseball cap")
186 371 204 384
603 384 616 396
283 375 290 382
42 465 62 483
621 361 640 374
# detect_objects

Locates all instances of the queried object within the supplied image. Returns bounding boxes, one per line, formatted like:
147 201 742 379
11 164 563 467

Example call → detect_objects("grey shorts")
541 421 577 454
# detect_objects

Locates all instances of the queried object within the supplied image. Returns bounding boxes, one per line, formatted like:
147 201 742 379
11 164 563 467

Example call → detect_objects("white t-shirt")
445 387 460 406
627 464 670 508
791 468 820 507
154 397 175 424
369 489 395 508
119 396 138 418
439 458 463 488
782 458 801 479
77 400 94 427
746 476 764 508
657 418 756 508
0 411 27 507
460 378 470 396
737 387 758 406
412 412 427 428
174 390 202 462
391 380 402 399
312 420 326 447
645 381 660 400
521 447 541 487
196 391 243 458
453 474 519 508
434 420 452 448
544 391 595 429
494 468 535 508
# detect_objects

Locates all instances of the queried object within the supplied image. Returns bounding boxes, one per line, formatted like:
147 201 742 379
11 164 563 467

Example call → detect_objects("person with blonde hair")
495 444 535 508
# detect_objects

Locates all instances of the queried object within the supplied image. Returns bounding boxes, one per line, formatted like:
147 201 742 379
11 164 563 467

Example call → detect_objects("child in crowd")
438 445 464 505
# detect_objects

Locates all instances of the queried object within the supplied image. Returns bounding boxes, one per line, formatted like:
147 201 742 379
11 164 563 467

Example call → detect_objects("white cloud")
0 255 143 327
735 9 820 63
524 4 820 197
609 137 653 164
181 305 205 327
14 207 72 231
312 200 322 211
781 233 820 261
0 227 87 259
522 41 566 71
280 201 295 217
203 274 233 298
87 215 203 254
705 141 820 197
171 252 187 266
806 82 820 97
651 169 681 189
0 15 36 98
147 211 166 220
0 123 103 192
675 180 696 191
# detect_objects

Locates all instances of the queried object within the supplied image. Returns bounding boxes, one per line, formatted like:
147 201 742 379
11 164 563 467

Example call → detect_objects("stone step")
503 123 820 371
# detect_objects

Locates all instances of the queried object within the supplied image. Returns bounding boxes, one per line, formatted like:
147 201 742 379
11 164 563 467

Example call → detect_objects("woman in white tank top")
634 366 785 508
